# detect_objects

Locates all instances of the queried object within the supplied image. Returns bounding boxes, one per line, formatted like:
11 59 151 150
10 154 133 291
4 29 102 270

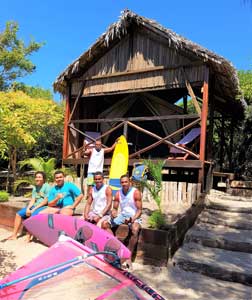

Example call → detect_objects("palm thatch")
53 9 240 101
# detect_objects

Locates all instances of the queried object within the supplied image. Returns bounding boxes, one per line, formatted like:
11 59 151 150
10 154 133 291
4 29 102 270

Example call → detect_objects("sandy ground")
1 228 252 300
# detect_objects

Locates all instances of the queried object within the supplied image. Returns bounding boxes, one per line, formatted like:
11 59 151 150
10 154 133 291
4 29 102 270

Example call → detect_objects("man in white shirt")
83 139 116 186
83 172 112 228
103 174 142 264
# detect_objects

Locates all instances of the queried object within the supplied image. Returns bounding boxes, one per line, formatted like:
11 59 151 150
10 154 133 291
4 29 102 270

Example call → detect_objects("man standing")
83 171 112 227
104 174 142 258
83 139 116 186
42 170 83 215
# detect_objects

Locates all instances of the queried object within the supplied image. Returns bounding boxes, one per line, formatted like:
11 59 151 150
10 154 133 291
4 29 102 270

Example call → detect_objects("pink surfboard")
0 236 154 300
24 214 131 260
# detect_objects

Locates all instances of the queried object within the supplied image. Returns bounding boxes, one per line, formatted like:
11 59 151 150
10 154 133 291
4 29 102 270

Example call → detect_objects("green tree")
11 82 53 100
0 21 43 90
0 91 63 188
239 70 252 117
233 70 252 178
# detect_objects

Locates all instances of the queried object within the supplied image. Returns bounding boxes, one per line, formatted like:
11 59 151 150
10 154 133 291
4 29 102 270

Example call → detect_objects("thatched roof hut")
54 9 241 106
55 9 244 191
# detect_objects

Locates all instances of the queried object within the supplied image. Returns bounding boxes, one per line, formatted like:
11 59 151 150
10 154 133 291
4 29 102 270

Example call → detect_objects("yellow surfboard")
109 135 129 195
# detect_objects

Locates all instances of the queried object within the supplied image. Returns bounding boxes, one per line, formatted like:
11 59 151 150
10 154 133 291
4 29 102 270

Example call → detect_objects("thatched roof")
53 9 240 100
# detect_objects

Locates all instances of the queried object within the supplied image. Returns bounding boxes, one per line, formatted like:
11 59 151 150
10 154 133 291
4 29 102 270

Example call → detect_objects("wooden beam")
229 117 234 170
68 80 86 122
142 92 184 114
182 68 201 115
71 114 199 124
63 158 203 169
183 95 188 114
66 121 125 158
129 118 201 158
207 75 215 160
83 62 204 81
63 85 71 159
198 67 209 186
219 115 225 171
127 121 199 159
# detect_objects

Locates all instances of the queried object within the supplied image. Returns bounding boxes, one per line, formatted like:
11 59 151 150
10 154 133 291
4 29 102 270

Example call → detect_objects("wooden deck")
63 158 203 169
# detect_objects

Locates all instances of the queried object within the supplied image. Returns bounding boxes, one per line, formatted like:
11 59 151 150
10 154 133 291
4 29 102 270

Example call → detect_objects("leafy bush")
0 190 9 202
148 210 166 229
140 160 165 209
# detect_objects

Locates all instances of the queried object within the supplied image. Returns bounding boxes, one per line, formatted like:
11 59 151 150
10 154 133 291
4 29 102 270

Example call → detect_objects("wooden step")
206 198 252 213
173 242 252 286
198 209 252 230
208 194 252 202
134 263 252 300
185 223 252 253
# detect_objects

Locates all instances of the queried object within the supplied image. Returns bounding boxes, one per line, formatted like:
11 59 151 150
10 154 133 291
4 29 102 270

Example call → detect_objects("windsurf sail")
0 236 165 300
23 214 131 260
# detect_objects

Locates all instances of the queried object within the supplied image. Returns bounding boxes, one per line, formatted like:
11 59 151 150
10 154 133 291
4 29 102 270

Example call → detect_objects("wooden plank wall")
160 181 201 213
71 29 204 96
137 181 201 213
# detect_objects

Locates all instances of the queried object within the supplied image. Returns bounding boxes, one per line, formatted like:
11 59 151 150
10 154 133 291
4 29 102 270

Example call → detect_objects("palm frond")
14 177 34 192
18 157 44 171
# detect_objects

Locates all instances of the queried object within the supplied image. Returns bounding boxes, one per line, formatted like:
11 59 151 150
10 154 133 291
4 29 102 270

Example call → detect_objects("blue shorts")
17 205 47 219
110 213 142 227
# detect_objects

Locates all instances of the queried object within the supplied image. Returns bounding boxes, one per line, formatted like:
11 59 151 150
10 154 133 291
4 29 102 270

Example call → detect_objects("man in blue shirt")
42 170 83 216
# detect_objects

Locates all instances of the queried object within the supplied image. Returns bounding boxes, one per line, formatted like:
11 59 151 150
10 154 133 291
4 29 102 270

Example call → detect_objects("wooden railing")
65 114 201 160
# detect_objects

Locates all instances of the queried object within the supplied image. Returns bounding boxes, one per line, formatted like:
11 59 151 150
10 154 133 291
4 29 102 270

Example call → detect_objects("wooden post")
229 117 234 170
207 75 215 160
123 122 128 139
198 66 209 188
220 115 225 171
63 85 71 159
183 95 188 114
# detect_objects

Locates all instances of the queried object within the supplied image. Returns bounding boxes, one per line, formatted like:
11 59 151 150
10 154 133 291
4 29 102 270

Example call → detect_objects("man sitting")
83 172 112 227
41 170 83 215
103 174 142 268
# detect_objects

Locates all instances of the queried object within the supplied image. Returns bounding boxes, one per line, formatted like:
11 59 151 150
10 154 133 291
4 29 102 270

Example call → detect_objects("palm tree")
14 157 57 192
18 157 56 182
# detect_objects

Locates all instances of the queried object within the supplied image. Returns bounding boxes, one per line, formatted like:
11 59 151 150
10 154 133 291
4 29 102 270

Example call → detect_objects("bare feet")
25 233 33 243
7 234 18 240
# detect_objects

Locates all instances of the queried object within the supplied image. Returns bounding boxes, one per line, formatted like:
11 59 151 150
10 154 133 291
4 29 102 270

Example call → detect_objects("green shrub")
0 191 9 202
148 210 165 229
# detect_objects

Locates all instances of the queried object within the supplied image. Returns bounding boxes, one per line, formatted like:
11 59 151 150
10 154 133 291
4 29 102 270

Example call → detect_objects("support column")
198 67 209 188
220 115 225 171
63 84 71 159
229 117 234 170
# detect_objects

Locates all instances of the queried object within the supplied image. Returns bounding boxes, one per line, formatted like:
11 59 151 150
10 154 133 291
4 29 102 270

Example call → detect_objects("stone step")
185 223 252 253
198 209 252 230
134 263 252 300
173 242 252 286
208 194 252 202
206 198 252 213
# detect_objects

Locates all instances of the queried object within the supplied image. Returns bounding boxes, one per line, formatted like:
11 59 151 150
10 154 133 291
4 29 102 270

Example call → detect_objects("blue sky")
1 0 252 100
